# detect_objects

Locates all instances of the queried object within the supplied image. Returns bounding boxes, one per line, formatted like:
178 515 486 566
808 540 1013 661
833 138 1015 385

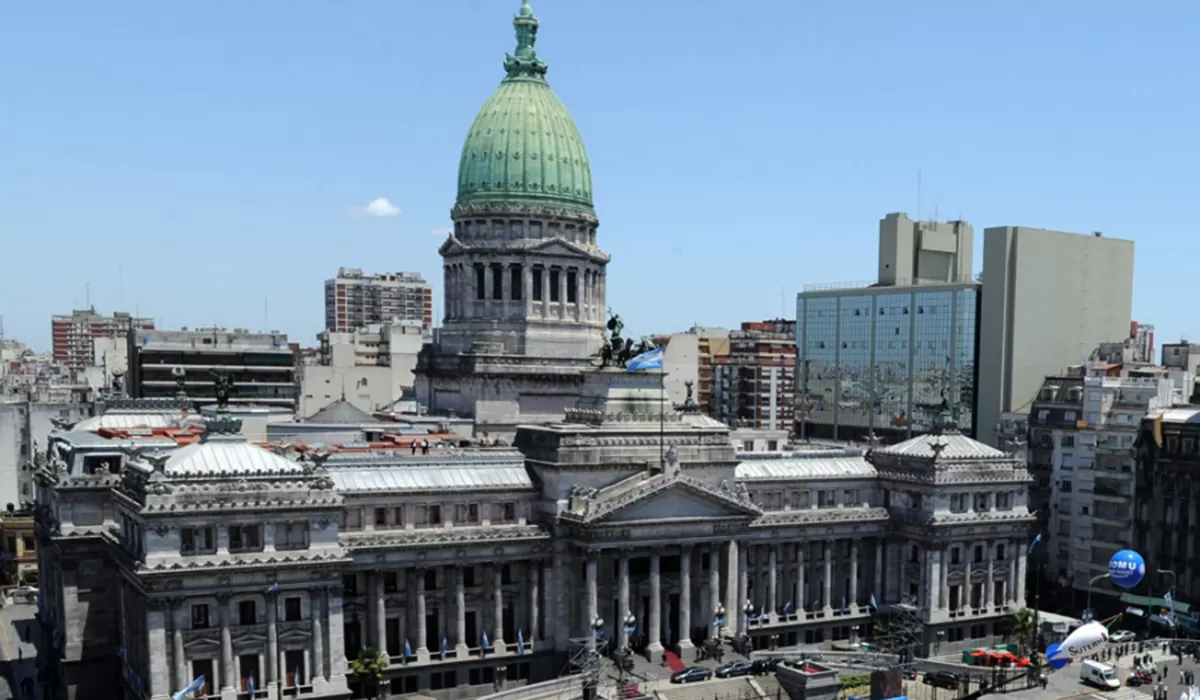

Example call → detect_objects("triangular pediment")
527 237 594 258
438 236 466 256
585 476 761 524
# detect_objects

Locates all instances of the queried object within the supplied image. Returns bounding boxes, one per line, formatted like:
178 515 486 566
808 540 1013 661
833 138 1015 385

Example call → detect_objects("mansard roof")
161 440 308 476
330 463 534 494
874 432 1007 461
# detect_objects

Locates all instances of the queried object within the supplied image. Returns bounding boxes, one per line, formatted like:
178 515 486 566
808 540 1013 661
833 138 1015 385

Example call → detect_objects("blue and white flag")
294 666 301 688
782 601 793 615
1166 591 1177 627
517 629 526 656
1028 533 1042 555
266 582 279 594
625 347 664 372
404 637 413 658
248 674 255 695
441 635 449 655
841 596 848 613
870 593 879 610
481 629 490 650
172 675 205 700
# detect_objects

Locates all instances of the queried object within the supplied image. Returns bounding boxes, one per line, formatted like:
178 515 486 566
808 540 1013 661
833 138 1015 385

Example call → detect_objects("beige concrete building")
877 213 974 286
976 228 1135 446
298 322 427 418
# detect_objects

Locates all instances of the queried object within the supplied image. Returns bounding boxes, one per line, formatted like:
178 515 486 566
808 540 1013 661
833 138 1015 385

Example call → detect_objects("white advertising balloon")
1045 621 1109 669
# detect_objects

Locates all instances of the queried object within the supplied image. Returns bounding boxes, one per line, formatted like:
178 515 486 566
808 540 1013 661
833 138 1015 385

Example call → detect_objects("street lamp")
1085 573 1111 623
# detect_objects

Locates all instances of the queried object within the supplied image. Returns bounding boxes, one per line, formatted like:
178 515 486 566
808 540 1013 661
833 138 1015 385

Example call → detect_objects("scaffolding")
872 595 926 664
559 637 643 700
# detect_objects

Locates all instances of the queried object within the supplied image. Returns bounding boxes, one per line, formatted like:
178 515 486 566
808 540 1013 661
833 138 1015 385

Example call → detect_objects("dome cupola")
454 0 594 218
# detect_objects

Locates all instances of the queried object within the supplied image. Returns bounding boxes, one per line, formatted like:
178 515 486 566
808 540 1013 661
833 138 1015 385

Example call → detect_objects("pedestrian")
1183 669 1187 685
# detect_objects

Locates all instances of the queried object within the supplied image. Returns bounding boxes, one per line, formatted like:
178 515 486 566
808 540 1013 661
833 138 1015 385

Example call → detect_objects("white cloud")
355 197 401 218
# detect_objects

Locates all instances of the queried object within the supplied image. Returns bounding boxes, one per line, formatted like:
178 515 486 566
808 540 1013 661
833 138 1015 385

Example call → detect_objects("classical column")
725 541 739 635
328 587 347 679
1008 540 1018 605
985 545 995 610
523 266 534 317
708 544 721 631
874 540 884 605
849 542 859 611
737 544 749 629
454 566 468 654
964 550 973 611
529 562 541 644
822 543 833 612
679 546 693 649
218 595 234 691
415 569 429 658
492 566 504 651
172 600 187 692
1017 540 1028 607
312 590 326 683
796 545 806 615
618 552 631 649
484 264 495 316
375 573 387 653
649 553 663 652
586 554 598 633
147 604 170 698
267 589 279 687
767 546 778 621
558 267 567 314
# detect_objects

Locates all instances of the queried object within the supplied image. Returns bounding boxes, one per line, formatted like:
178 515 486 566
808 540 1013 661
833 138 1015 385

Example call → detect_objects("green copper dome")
454 0 594 217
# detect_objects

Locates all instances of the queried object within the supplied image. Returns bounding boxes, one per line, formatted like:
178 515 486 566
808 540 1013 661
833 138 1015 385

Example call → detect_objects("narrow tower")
419 0 610 436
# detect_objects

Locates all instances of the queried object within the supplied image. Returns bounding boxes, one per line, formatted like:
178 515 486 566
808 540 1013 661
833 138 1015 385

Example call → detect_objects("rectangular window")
238 600 256 626
474 265 486 300
239 654 260 691
393 506 405 527
428 505 442 526
384 572 398 593
375 507 388 527
191 604 210 629
180 526 216 555
343 509 362 530
228 524 262 553
276 522 308 550
491 263 503 300
566 269 578 303
344 574 359 596
284 597 302 622
532 268 543 301
549 269 560 302
501 502 516 522
510 265 522 301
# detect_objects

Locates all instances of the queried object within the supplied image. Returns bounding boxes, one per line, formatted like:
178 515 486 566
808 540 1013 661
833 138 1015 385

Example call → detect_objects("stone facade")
34 378 1033 700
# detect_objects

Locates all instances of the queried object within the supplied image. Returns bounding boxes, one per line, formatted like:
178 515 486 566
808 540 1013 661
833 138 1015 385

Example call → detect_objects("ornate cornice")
138 550 350 575
753 506 890 527
450 201 598 226
341 525 549 551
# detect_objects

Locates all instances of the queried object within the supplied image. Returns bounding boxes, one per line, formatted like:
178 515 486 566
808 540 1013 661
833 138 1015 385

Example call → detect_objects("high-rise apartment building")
1027 360 1187 599
710 320 796 431
324 268 433 331
51 307 154 372
976 228 1135 446
797 214 980 442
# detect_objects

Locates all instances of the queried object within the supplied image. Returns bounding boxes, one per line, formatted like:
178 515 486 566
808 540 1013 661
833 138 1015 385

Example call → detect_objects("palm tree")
999 608 1038 654
350 647 388 698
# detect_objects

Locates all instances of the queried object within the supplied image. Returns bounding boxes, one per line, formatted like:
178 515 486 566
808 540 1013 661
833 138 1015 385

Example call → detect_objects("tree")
349 647 388 698
998 608 1038 654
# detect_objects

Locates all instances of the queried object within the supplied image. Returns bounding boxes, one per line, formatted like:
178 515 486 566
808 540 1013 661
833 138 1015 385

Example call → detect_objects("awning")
1121 593 1191 614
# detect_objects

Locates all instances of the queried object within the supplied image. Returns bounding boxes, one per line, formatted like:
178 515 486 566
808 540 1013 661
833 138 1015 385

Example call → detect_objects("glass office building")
796 283 980 441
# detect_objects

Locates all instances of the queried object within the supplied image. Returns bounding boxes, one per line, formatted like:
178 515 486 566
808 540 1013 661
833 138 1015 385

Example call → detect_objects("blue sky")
2 1 1196 352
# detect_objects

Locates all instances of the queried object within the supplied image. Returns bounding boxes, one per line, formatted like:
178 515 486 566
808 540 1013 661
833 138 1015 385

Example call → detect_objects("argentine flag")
517 629 526 656
172 675 206 700
625 347 664 372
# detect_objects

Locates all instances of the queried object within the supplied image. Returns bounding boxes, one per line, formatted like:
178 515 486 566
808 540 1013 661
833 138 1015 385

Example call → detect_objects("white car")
1110 630 1136 643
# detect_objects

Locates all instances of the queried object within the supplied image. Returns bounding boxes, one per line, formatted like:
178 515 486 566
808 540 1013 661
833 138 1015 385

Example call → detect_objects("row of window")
342 502 518 530
948 492 1013 513
190 596 306 629
343 564 517 596
749 488 864 510
180 521 309 556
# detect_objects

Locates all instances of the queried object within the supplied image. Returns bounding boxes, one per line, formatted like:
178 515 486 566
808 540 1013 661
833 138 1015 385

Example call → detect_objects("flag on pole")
1166 590 1177 627
266 582 279 594
441 635 449 655
481 629 491 650
172 675 206 700
625 347 664 372
841 596 848 613
248 674 256 695
404 637 413 658
782 601 793 615
870 593 879 610
294 666 301 688
1028 533 1042 555
517 629 526 656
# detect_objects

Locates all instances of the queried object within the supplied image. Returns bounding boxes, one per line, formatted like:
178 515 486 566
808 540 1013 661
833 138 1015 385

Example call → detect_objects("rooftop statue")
598 310 655 367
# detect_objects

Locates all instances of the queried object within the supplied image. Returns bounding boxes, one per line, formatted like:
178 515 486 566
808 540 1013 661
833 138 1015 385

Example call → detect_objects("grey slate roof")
305 399 381 425
73 412 179 431
874 432 1007 460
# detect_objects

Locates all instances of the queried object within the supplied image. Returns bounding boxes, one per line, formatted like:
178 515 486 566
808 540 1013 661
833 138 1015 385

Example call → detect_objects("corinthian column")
679 546 693 650
618 552 631 650
454 567 468 654
649 553 663 652
768 546 778 621
218 595 234 692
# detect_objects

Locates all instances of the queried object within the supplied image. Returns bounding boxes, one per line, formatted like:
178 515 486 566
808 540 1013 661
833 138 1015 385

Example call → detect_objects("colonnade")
443 260 604 323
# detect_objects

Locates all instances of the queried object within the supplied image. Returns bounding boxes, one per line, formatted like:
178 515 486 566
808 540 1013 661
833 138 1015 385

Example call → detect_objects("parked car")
901 667 918 680
670 667 713 684
751 658 781 675
1111 630 1137 643
923 671 959 690
715 660 754 679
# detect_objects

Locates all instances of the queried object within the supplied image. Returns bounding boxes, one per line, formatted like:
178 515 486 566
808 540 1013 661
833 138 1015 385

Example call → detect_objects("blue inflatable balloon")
1109 549 1146 588
1045 642 1067 670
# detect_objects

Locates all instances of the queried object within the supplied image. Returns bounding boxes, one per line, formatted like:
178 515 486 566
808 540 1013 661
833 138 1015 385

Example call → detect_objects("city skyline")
2 0 1196 349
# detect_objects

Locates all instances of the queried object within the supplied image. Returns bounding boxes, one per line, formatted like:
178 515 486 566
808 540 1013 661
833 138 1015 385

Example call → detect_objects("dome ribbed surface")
454 2 594 215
